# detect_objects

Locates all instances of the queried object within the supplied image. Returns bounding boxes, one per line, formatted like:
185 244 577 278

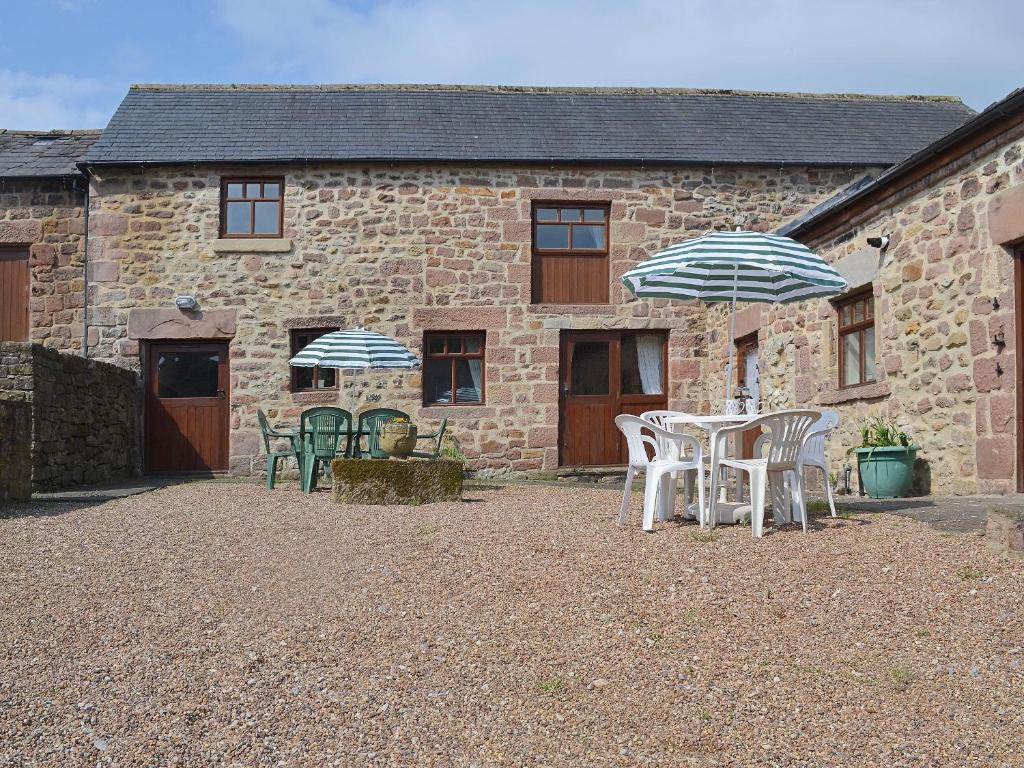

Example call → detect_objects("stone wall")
85 162 875 474
0 178 88 352
718 121 1024 495
0 342 140 491
0 400 31 502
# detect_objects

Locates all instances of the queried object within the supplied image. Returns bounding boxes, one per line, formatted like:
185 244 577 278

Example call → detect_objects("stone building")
726 87 1024 495
2 84 975 477
0 130 100 351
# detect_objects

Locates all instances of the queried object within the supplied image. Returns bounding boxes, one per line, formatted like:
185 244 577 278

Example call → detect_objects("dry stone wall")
0 178 87 352
714 125 1024 495
0 342 140 491
0 400 31 502
85 163 872 474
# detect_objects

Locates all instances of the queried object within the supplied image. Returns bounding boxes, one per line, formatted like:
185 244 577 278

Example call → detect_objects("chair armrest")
266 427 296 439
416 429 439 440
752 432 771 457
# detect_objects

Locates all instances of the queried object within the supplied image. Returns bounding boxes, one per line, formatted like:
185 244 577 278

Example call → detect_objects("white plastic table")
665 413 757 522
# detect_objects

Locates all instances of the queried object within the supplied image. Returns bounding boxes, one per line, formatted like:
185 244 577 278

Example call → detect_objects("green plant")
850 416 912 452
889 664 917 692
956 566 984 581
537 677 564 693
439 433 466 462
690 530 718 543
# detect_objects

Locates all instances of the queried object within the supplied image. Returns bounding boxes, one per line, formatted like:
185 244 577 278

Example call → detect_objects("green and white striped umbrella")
289 327 420 370
622 229 847 401
621 229 847 302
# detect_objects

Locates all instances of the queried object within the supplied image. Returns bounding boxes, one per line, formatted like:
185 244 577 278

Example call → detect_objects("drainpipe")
81 175 90 358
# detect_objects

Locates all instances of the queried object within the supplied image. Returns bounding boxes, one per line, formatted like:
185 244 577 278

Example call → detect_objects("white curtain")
635 335 663 395
467 358 483 400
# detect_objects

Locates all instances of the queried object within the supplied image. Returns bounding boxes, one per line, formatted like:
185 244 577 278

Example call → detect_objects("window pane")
427 336 445 354
840 305 851 327
263 182 280 198
535 208 558 222
842 333 861 387
535 224 569 249
454 359 483 403
293 367 314 390
317 366 337 389
867 296 874 318
854 302 864 323
157 352 219 398
464 335 482 354
572 225 605 249
570 341 609 395
621 334 664 395
227 183 244 197
864 327 876 381
245 183 261 198
225 201 251 234
446 335 464 353
253 201 279 234
424 358 453 403
560 208 582 222
583 208 605 222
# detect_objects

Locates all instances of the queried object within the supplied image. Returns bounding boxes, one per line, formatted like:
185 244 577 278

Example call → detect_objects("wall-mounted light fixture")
866 234 891 251
175 295 199 312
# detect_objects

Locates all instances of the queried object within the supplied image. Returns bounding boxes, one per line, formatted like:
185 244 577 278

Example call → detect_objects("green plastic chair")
410 417 448 460
354 408 410 459
300 407 353 493
258 409 299 490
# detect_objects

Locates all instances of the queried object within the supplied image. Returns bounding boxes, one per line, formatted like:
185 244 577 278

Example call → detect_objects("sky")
1 0 1021 130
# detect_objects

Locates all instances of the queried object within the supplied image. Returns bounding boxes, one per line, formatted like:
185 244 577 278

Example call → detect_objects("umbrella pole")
725 264 738 402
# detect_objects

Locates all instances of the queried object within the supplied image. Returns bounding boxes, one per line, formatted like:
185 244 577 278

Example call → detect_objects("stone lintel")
817 380 891 405
211 238 293 253
733 305 763 340
833 246 882 291
413 306 508 330
987 184 1024 246
127 308 237 340
0 220 43 244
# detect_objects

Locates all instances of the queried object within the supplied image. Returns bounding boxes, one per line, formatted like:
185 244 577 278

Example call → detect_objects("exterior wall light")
175 295 200 311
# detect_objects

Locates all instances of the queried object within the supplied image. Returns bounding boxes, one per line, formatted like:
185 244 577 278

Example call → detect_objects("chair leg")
822 466 838 517
749 466 767 538
642 468 661 532
768 471 786 526
266 455 278 490
792 469 808 533
658 473 673 522
618 466 636 527
302 456 317 494
708 459 719 530
695 464 706 529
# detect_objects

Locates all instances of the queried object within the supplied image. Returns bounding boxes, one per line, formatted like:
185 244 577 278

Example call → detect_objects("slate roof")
83 84 975 168
779 85 1024 239
0 130 102 179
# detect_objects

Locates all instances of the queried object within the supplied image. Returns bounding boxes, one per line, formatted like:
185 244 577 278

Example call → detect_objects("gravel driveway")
1 481 1022 767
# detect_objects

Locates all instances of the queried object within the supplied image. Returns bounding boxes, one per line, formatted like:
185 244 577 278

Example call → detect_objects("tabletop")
664 414 755 427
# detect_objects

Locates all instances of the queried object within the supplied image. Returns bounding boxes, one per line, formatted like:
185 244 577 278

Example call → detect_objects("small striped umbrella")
621 229 847 399
289 327 420 370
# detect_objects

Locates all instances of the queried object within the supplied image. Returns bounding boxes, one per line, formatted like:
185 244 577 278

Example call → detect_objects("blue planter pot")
854 446 918 498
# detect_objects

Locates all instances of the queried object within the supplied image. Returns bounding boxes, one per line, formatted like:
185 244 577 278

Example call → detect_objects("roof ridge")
127 83 966 104
0 129 104 137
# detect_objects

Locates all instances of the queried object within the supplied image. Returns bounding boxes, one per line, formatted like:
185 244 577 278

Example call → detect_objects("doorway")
559 330 668 466
736 332 760 458
145 342 230 473
0 247 29 342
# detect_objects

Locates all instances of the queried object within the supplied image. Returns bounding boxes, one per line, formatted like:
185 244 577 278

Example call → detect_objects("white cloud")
0 70 122 130
215 0 1023 109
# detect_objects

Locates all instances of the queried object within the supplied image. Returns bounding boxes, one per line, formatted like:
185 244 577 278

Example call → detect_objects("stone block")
0 219 42 243
127 308 237 340
986 509 1024 560
976 436 1014 479
987 183 1024 245
331 458 463 505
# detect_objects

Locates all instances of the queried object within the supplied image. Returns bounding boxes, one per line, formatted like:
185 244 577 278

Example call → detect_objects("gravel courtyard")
1 482 1022 767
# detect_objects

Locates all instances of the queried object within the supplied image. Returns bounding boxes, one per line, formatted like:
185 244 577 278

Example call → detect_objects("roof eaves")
782 86 1024 241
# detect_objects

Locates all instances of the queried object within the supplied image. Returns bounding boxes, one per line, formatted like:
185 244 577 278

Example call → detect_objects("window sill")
291 391 339 405
818 381 890 405
528 303 615 315
212 238 292 253
420 405 494 419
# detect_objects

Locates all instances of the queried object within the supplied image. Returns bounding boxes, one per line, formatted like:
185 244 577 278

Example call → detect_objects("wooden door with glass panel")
146 343 230 473
559 331 668 466
736 333 760 458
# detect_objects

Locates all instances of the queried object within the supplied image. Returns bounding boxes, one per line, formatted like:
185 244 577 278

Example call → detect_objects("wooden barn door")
145 342 230 473
0 248 29 342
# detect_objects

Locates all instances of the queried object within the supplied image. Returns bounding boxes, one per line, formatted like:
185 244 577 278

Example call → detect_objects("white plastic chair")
615 414 705 532
709 410 820 537
797 409 840 518
640 410 704 519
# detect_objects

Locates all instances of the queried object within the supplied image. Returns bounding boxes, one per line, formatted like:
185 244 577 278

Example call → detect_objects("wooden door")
146 342 230 473
736 333 760 458
559 331 669 466
0 248 29 342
